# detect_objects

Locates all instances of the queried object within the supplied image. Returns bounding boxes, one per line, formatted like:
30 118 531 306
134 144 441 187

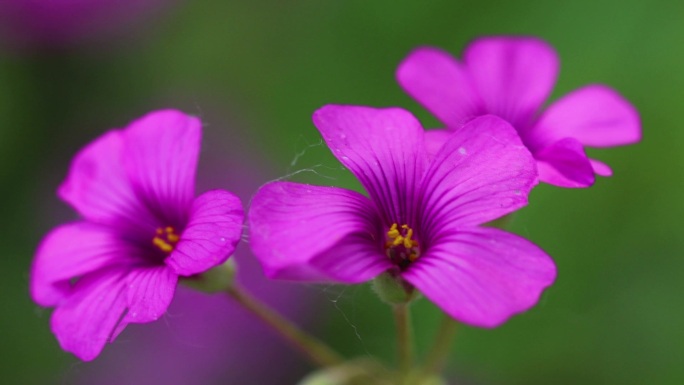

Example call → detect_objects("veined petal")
31 222 139 307
123 110 201 226
402 227 556 327
464 37 559 128
121 265 177 324
424 129 454 162
396 47 483 127
50 266 179 361
166 190 244 276
535 138 595 188
533 85 641 148
419 115 537 240
58 130 157 231
312 105 427 225
50 268 129 361
248 182 392 283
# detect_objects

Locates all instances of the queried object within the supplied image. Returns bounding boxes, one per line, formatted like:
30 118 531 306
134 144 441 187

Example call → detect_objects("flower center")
385 223 420 268
152 226 180 253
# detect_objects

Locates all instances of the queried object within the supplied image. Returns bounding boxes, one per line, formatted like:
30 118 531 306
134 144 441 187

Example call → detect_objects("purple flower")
397 36 641 188
30 110 244 361
249 105 556 327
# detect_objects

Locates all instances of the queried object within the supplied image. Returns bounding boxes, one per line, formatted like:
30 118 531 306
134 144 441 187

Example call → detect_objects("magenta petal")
420 115 537 236
166 190 244 276
123 110 201 226
396 47 483 127
424 129 454 161
534 85 641 148
312 105 427 225
58 130 155 229
31 222 139 307
535 138 595 188
122 266 177 324
402 227 556 327
590 158 613 177
50 268 129 361
248 182 392 283
464 37 559 127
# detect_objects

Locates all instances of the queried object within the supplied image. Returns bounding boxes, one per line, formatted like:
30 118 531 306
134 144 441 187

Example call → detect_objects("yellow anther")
152 226 180 253
387 223 400 239
153 237 174 253
403 228 414 248
392 235 405 246
385 223 420 263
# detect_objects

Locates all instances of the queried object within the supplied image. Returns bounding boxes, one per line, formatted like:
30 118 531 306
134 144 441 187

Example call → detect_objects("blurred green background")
1 0 682 384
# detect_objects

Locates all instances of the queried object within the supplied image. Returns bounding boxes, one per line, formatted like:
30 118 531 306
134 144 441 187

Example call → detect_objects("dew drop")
339 133 347 139
458 147 467 155
341 156 349 161
220 237 226 242
514 189 521 195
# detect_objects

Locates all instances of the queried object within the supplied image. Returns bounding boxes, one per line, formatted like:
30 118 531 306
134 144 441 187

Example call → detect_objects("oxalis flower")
249 105 556 327
397 36 641 188
30 110 244 361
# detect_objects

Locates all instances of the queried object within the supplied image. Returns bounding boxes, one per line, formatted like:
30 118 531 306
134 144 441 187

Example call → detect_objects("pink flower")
249 105 556 327
30 110 244 361
397 36 641 188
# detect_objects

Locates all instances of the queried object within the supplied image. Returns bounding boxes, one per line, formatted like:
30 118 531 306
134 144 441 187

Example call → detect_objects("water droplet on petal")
514 189 521 195
458 147 467 155
341 156 349 161
220 237 226 242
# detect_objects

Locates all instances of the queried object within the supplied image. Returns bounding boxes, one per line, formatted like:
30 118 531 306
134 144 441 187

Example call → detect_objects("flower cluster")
31 36 640 370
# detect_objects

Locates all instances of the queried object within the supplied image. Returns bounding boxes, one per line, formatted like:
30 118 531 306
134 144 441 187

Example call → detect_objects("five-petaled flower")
249 105 556 327
30 110 244 361
397 36 641 188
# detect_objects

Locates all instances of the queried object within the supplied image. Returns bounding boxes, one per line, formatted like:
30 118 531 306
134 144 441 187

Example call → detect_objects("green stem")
226 284 344 367
393 302 414 379
421 313 458 376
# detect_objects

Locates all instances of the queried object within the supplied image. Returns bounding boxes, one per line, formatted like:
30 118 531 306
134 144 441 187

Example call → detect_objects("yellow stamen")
403 228 414 248
387 223 400 239
392 235 405 246
153 237 174 253
152 226 181 253
385 222 420 263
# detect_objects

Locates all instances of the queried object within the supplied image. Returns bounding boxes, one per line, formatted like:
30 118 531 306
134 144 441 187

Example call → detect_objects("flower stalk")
225 284 344 368
393 302 414 380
